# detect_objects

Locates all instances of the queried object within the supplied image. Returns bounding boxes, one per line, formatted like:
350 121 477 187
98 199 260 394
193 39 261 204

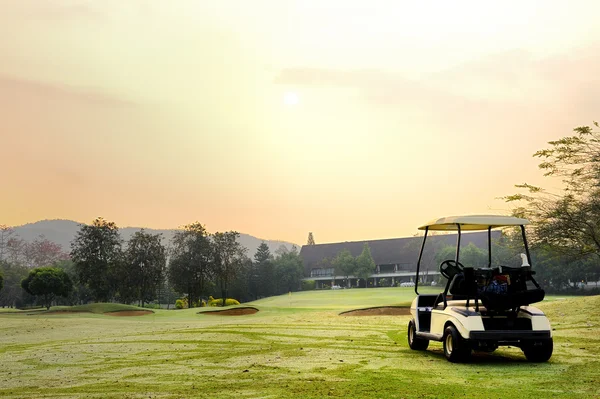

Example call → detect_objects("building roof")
299 231 500 273
418 215 530 231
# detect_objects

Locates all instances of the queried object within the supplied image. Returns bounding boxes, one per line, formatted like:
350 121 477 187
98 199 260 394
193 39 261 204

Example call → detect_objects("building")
299 231 500 288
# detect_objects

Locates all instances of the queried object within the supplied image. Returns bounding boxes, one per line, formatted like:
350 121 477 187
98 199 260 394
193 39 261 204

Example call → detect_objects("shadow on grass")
407 346 550 365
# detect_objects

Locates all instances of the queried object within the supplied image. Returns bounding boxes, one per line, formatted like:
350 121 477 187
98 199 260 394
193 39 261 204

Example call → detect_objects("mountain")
11 219 299 257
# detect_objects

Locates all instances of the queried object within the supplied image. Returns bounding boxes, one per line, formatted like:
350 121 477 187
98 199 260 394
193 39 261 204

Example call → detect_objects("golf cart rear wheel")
443 325 471 363
407 320 429 350
522 338 553 362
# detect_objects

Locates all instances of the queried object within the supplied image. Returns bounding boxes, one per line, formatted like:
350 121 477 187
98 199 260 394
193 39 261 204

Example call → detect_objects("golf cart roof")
418 215 530 231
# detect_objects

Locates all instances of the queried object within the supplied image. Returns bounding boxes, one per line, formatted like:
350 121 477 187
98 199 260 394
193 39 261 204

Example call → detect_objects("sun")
283 91 299 106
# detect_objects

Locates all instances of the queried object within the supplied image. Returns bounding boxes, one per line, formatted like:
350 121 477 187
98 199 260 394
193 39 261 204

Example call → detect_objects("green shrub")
175 299 185 309
301 280 316 291
208 298 240 307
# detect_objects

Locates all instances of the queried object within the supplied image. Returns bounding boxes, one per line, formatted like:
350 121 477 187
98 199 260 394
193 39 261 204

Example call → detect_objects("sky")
1 1 600 245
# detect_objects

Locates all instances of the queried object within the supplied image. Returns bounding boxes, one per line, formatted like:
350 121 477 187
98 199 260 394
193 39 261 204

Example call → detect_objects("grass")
0 289 599 398
250 286 440 310
50 303 149 314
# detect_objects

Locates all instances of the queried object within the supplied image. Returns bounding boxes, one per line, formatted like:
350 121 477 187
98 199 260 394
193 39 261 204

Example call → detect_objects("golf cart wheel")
407 320 429 350
443 325 471 363
522 338 553 362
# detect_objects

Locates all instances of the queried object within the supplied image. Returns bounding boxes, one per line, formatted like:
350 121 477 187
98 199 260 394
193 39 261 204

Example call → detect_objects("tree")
0 271 3 292
0 261 31 308
25 235 69 268
435 243 487 268
70 217 123 302
307 232 316 245
168 222 212 308
355 243 376 287
332 249 356 288
0 225 15 263
505 121 600 259
252 242 273 298
211 231 247 306
274 246 304 293
21 267 72 309
53 259 92 305
254 242 271 264
125 230 167 306
5 236 26 265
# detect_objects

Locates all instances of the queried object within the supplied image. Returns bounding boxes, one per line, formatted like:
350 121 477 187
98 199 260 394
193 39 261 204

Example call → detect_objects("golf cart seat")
445 266 545 311
479 287 545 311
477 266 545 311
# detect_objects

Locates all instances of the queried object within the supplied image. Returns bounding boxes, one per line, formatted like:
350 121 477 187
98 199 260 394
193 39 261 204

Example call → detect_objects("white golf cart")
407 215 553 363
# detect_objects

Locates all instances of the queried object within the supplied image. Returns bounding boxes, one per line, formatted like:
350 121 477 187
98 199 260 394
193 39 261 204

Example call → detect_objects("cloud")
274 44 600 112
5 0 103 21
0 74 133 108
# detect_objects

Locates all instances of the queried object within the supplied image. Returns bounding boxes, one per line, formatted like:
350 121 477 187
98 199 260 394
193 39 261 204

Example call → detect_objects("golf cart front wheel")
443 325 471 363
407 320 429 350
522 338 553 362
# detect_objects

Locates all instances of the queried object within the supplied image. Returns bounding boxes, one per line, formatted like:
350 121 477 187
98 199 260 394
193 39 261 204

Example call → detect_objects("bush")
175 299 185 309
208 298 240 307
301 280 316 291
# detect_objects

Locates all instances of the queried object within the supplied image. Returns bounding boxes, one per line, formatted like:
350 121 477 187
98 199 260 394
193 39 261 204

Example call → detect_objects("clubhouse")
298 231 500 288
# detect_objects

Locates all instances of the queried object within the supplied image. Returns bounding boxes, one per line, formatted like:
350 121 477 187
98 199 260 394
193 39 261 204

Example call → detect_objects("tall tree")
254 242 271 263
307 232 316 245
332 249 356 288
0 225 15 263
168 222 212 308
274 246 304 293
355 243 376 287
0 271 3 292
5 236 26 265
21 267 72 309
125 230 167 306
252 242 272 298
211 231 247 306
505 121 600 259
70 217 123 302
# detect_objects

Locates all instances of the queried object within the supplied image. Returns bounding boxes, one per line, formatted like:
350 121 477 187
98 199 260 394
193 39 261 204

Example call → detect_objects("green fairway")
1 291 599 399
248 286 440 310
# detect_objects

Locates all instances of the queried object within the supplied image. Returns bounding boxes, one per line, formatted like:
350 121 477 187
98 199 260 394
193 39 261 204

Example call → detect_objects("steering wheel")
439 259 465 279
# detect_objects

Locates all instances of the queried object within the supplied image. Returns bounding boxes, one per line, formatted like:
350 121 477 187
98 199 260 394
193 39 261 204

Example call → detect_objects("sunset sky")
1 1 599 245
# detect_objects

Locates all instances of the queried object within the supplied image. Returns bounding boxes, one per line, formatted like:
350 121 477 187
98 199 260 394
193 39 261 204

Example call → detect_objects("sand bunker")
200 307 259 316
340 306 410 316
104 310 154 316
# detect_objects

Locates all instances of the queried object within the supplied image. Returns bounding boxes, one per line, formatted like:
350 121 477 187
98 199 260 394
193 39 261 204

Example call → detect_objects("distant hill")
12 220 298 257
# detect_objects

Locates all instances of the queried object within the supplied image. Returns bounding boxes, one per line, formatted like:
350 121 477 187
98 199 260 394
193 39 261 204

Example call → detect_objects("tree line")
3 121 600 303
0 218 305 309
503 121 600 292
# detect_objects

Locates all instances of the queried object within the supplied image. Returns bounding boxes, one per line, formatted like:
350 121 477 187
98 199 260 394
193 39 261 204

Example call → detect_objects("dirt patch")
340 306 410 316
200 307 259 316
104 310 154 317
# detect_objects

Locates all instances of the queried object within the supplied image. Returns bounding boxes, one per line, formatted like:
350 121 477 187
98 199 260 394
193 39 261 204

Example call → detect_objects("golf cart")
407 215 553 363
